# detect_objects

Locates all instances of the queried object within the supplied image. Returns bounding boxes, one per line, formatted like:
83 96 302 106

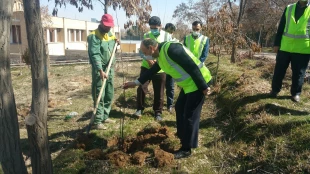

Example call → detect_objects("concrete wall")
9 9 121 60
121 43 139 53
48 43 65 55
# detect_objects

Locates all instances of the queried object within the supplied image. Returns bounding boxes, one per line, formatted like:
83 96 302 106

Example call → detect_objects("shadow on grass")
201 89 310 173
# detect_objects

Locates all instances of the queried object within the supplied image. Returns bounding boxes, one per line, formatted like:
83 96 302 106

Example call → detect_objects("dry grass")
2 54 310 173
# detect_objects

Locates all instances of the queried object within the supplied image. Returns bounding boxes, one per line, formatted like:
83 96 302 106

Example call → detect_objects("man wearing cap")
87 14 118 130
184 21 210 63
123 38 212 159
132 16 173 121
270 0 310 103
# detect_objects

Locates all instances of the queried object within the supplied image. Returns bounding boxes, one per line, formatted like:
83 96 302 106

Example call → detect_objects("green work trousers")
91 67 114 124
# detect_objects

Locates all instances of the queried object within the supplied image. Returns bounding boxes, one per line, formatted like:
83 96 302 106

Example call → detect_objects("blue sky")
40 0 187 28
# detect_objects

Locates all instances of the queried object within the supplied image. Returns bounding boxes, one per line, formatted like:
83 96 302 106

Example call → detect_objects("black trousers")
175 89 205 149
272 50 310 96
136 67 166 114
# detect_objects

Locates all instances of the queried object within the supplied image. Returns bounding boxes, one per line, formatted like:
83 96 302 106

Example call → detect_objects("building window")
49 29 55 42
68 29 86 42
81 30 86 41
11 25 21 44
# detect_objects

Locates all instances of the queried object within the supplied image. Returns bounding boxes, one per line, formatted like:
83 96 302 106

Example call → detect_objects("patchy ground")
3 53 310 173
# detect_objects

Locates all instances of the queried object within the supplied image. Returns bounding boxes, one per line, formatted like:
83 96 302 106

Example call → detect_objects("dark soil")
154 148 174 168
73 125 176 168
131 151 149 166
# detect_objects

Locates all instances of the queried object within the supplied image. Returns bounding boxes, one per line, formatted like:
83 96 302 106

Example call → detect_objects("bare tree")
23 0 53 173
0 0 28 173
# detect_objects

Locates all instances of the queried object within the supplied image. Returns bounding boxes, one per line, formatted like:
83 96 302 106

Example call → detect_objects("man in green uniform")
87 14 118 130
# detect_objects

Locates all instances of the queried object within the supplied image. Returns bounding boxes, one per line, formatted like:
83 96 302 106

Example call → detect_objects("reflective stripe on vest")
283 4 310 39
186 35 208 58
163 43 204 82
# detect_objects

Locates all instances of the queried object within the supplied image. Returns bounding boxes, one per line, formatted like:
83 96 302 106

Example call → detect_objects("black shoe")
174 150 191 159
154 113 162 121
269 91 278 98
291 95 300 102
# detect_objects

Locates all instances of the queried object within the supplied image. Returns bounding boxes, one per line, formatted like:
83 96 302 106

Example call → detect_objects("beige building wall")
120 43 138 53
10 6 121 58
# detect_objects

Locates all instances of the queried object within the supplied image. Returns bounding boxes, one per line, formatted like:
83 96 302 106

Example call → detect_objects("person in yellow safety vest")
165 23 179 42
270 0 310 103
123 38 212 159
133 16 173 121
164 23 178 113
184 21 210 63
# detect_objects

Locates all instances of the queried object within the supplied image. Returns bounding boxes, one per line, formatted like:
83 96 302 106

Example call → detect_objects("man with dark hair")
123 38 212 159
184 21 210 63
133 16 172 121
270 0 310 102
165 23 176 34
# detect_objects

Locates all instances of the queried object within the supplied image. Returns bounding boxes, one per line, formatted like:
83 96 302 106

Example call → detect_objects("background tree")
52 0 152 30
0 0 28 173
23 0 53 173
173 20 191 41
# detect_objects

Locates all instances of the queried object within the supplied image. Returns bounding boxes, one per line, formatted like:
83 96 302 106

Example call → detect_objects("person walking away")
270 0 310 102
133 16 172 121
123 39 212 159
87 14 118 130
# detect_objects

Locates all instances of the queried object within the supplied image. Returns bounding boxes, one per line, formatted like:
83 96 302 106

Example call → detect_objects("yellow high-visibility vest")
280 3 310 54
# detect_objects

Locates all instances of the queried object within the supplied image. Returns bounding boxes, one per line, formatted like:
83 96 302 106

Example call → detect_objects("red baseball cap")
101 14 114 27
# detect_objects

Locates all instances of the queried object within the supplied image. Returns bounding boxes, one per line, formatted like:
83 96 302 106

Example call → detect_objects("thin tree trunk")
22 0 53 173
104 0 108 14
0 0 28 173
231 39 237 63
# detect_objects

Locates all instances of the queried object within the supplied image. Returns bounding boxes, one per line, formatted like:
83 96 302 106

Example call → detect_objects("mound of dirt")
131 151 149 166
154 148 174 168
106 150 130 167
74 133 94 150
84 149 104 160
122 126 171 153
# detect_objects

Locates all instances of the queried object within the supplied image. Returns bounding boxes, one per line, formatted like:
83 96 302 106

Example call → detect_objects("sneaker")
104 118 116 123
93 123 107 130
174 150 191 159
269 91 278 98
291 95 300 102
167 107 173 113
154 113 162 121
133 110 142 117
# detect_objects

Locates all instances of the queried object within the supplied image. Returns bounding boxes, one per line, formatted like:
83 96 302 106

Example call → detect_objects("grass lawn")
1 53 310 173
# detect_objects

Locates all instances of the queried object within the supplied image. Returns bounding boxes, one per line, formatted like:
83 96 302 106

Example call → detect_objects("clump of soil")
107 137 119 147
131 151 149 166
154 148 174 167
122 126 172 153
74 133 94 150
84 149 104 160
106 150 130 167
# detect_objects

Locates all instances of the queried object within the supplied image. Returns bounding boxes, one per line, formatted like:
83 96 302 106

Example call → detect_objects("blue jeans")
165 74 174 108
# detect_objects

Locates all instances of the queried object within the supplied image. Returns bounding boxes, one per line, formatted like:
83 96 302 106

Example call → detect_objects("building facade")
10 1 120 63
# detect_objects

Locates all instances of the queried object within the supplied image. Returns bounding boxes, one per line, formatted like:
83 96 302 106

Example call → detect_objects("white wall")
66 42 87 50
48 43 65 55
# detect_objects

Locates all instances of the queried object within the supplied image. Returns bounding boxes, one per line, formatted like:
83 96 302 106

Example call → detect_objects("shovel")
86 42 118 134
